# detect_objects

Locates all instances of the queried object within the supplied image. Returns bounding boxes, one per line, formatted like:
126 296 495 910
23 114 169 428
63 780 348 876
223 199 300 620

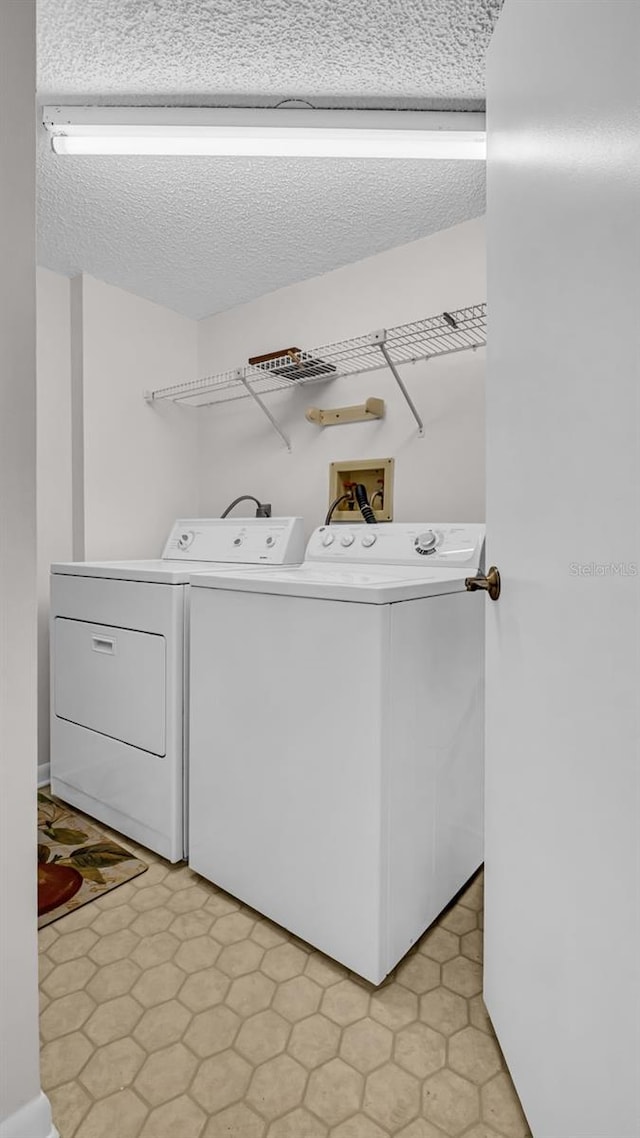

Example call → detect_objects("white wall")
197 218 485 530
80 274 200 561
484 2 640 1135
0 2 56 1135
36 269 72 780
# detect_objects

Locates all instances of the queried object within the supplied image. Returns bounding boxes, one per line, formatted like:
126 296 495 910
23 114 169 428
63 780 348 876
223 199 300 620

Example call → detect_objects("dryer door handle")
91 634 116 654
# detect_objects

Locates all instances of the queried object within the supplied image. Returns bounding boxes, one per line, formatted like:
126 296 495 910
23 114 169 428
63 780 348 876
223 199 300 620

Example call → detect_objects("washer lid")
190 562 470 604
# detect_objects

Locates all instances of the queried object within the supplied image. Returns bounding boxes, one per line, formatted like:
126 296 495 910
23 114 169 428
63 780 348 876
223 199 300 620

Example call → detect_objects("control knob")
321 532 335 547
361 533 377 548
414 531 438 555
340 533 355 547
177 530 195 550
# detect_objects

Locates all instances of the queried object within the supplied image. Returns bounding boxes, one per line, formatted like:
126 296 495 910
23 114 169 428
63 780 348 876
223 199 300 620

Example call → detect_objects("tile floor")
39 832 531 1138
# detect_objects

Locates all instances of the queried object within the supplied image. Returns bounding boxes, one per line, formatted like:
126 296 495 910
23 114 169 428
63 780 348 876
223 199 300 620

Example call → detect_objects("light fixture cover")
42 106 486 160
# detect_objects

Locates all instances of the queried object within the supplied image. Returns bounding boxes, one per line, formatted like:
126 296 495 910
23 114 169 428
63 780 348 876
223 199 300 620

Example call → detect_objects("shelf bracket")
236 368 292 452
372 331 424 436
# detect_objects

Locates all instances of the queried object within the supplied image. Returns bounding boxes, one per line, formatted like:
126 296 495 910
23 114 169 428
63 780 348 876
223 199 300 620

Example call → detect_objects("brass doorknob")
465 566 501 601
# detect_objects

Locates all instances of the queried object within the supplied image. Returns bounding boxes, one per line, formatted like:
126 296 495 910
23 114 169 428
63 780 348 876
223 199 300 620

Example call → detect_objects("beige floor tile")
48 928 99 964
86 959 141 1003
132 960 185 1007
225 971 274 1016
461 929 483 963
168 884 212 914
203 1102 265 1137
305 951 349 987
448 1026 503 1085
340 1017 393 1074
363 1062 421 1131
305 1057 363 1126
134 1041 198 1106
469 995 494 1036
183 1004 241 1058
370 983 418 1030
463 1125 507 1138
139 1094 206 1138
88 927 140 965
331 1114 387 1138
41 1031 93 1090
40 991 96 1042
170 909 215 941
251 919 289 949
217 939 264 978
418 927 460 964
47 1081 92 1138
234 1009 290 1064
481 1072 530 1138
423 1068 480 1134
91 903 137 935
175 934 222 973
395 954 441 996
79 1036 145 1098
42 864 530 1138
394 1022 446 1080
38 926 59 954
396 1119 448 1138
288 1013 341 1069
131 930 181 969
439 904 477 936
212 911 255 944
131 884 172 912
84 994 144 1045
191 1049 253 1113
246 1053 307 1121
268 1106 328 1137
272 975 323 1022
441 957 483 999
74 1088 148 1138
419 988 468 1036
322 979 370 1026
261 942 307 981
133 998 192 1051
204 892 242 918
130 906 175 937
42 957 97 999
179 966 230 1012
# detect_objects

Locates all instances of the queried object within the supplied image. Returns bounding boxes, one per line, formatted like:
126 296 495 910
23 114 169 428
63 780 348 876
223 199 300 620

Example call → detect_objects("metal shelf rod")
236 369 292 452
376 337 425 436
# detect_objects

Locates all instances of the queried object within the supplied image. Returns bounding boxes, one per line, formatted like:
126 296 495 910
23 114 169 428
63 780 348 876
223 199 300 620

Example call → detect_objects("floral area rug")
38 791 147 927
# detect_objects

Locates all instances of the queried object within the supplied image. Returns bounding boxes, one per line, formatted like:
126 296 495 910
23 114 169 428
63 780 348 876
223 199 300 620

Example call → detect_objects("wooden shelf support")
305 397 385 428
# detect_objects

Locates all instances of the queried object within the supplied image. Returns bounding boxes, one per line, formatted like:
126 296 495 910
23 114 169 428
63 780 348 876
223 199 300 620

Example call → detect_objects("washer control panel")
162 518 305 565
306 523 485 569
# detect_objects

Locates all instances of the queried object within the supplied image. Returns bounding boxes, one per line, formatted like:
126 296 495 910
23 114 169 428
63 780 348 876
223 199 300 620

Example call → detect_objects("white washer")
50 517 304 861
188 523 485 984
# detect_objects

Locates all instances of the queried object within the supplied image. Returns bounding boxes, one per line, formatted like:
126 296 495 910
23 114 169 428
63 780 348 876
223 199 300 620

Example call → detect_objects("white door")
484 3 640 1137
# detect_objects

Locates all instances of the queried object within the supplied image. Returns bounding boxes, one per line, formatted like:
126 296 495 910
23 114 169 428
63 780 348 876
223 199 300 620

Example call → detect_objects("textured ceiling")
37 0 503 319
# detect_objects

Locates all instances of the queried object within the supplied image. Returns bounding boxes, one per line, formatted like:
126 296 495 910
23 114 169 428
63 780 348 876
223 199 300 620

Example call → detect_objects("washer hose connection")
354 483 377 524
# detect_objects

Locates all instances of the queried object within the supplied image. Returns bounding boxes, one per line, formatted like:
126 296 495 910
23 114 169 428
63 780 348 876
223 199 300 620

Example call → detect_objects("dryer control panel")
162 518 305 565
307 523 485 570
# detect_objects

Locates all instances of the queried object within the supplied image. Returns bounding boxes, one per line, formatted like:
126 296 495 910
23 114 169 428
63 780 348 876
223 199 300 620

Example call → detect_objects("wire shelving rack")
144 302 486 451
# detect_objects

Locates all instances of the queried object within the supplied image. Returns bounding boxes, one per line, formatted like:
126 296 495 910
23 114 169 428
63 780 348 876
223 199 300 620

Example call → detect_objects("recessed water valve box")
329 458 394 523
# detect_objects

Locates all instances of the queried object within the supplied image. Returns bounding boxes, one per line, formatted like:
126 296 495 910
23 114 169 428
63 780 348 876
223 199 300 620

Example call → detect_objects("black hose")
221 495 271 518
354 483 377 525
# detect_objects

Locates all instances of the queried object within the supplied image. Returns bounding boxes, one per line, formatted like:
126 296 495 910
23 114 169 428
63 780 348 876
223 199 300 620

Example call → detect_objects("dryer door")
54 618 166 756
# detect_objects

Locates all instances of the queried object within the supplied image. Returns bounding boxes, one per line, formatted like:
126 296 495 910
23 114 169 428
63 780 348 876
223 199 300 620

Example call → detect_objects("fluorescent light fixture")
42 107 486 160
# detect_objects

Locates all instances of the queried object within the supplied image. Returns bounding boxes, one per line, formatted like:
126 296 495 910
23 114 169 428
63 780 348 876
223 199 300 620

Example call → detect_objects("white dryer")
188 523 485 983
50 517 304 861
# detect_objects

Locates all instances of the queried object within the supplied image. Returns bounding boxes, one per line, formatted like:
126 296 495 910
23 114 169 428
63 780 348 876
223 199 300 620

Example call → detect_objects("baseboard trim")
37 763 50 788
0 1091 58 1138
